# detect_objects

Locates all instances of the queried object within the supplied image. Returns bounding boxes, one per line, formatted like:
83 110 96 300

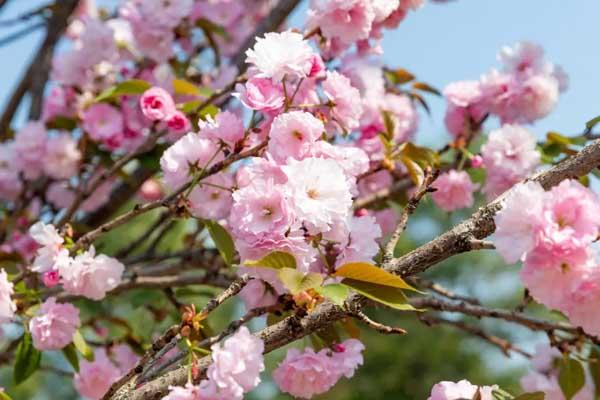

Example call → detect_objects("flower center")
307 188 319 199
292 130 304 141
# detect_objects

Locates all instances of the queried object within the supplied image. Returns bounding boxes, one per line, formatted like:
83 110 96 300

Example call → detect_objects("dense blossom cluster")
0 0 595 399
494 180 600 336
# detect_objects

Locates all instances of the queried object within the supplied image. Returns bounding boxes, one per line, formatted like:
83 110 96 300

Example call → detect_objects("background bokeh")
1 1 597 398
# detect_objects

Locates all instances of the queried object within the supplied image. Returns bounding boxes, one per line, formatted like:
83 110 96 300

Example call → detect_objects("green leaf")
586 115 600 130
13 333 41 385
412 81 441 96
513 393 545 400
314 284 350 306
95 79 151 102
381 110 395 141
244 251 297 270
334 262 418 291
589 346 600 397
173 79 213 97
384 68 415 85
546 132 572 146
205 220 236 266
62 344 80 372
0 391 13 400
400 142 440 167
341 279 416 311
199 104 219 119
73 330 94 361
401 156 425 187
179 100 202 114
278 268 323 295
558 357 585 400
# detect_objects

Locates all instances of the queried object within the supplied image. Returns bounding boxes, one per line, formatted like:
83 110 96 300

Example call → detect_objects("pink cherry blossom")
0 269 15 323
43 270 60 288
273 347 340 399
308 0 376 46
59 248 124 300
443 80 487 137
428 380 496 400
493 181 546 264
82 103 124 149
160 133 221 190
563 268 600 337
13 121 47 180
431 170 477 212
42 86 77 122
0 143 23 201
245 30 314 81
29 222 65 274
268 111 324 163
166 111 191 136
323 71 363 132
206 326 265 398
331 339 365 378
29 297 80 351
188 173 234 220
239 279 278 311
110 343 140 373
282 157 353 233
162 383 203 400
139 87 176 121
481 124 540 199
44 134 82 180
233 77 285 113
138 179 163 202
74 348 122 400
199 111 245 147
336 215 382 266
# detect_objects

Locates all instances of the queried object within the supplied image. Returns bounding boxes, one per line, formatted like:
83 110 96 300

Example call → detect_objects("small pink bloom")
331 339 365 378
139 87 176 121
138 179 163 202
207 326 264 398
59 248 124 300
431 170 477 212
74 348 121 400
234 77 284 113
199 110 245 147
166 111 191 135
44 134 82 180
239 279 278 311
273 347 340 399
470 155 483 168
267 111 324 163
188 173 234 220
308 0 376 46
29 297 80 351
82 103 124 148
428 380 496 400
308 54 326 78
110 344 140 373
323 71 363 132
245 30 314 81
42 270 60 288
0 269 15 323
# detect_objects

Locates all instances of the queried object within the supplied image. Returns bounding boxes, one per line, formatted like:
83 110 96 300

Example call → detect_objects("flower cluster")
163 327 264 400
428 379 497 400
443 41 568 137
273 339 365 399
29 297 80 351
29 222 124 300
494 180 600 335
74 346 139 400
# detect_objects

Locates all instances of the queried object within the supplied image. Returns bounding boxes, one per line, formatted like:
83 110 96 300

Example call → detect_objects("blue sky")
2 0 600 142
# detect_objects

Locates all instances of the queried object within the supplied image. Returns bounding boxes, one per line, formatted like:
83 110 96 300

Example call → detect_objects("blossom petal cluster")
29 297 80 351
493 180 600 335
428 379 496 400
29 222 124 300
273 339 365 399
443 41 568 137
